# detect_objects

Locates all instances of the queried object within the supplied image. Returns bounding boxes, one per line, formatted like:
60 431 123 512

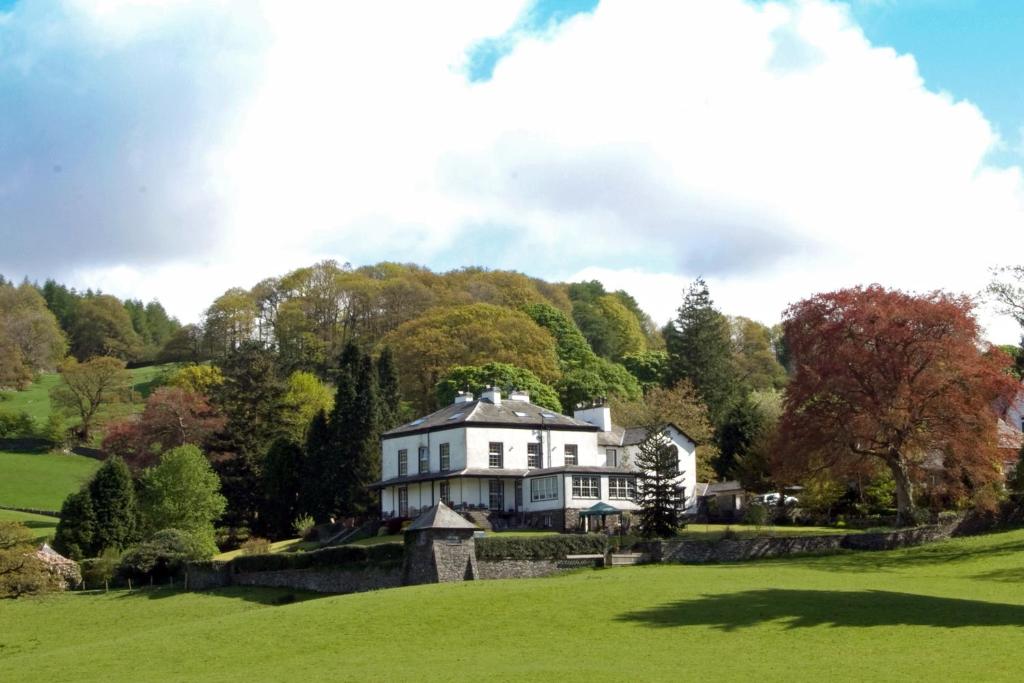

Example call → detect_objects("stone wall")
642 520 963 564
477 556 602 580
231 566 402 594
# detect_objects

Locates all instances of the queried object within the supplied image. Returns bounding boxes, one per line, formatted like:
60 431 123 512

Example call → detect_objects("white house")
372 389 697 532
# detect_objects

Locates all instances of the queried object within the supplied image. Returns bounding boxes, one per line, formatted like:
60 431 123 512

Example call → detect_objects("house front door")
488 479 504 511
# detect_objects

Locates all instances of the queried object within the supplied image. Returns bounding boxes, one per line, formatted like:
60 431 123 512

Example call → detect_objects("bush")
215 526 251 551
292 515 316 540
119 529 210 582
229 542 404 573
474 534 607 561
0 410 36 438
384 517 409 535
240 537 272 555
81 548 121 588
743 503 769 528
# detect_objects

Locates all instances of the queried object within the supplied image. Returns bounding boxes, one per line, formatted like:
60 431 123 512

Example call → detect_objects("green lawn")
0 508 58 543
3 528 1024 681
0 450 101 510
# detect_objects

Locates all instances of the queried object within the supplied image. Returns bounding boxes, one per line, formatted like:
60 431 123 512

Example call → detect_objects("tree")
138 445 226 555
523 302 592 365
102 387 225 470
776 286 1018 525
0 280 67 388
621 351 669 392
635 428 683 537
281 371 333 442
1 521 59 598
730 316 787 391
376 346 403 431
381 303 560 412
664 278 739 427
436 362 562 412
167 364 224 395
69 295 144 361
203 288 258 356
50 356 133 441
53 489 97 560
715 396 768 481
262 438 305 539
987 265 1024 327
333 350 381 518
88 456 140 552
119 528 213 580
300 409 339 522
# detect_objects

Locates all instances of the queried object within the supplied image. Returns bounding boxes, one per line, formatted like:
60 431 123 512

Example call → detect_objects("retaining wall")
184 560 401 594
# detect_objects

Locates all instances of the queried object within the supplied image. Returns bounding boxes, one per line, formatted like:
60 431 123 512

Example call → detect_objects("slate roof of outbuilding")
406 502 478 531
597 424 697 447
382 398 599 439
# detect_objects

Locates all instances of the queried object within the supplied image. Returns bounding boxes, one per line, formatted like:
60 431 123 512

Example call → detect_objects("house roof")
406 502 478 531
706 480 744 494
597 423 698 447
383 398 600 439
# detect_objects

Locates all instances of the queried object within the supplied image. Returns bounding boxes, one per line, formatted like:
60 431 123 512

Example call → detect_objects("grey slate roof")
406 502 478 531
706 480 745 494
383 398 600 438
597 424 693 447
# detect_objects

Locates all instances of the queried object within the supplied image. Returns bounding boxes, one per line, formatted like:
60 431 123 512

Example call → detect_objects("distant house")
371 389 697 532
699 480 746 522
997 381 1024 478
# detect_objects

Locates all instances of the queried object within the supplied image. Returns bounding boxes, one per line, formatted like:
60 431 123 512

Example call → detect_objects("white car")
754 492 798 506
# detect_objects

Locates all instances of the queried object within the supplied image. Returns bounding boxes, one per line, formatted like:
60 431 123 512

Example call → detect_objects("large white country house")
372 388 697 531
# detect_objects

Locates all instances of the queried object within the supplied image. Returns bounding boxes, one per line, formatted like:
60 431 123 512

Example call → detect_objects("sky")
1 0 1023 342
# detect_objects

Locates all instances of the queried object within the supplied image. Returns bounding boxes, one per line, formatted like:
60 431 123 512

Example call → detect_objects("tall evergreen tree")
635 428 683 538
664 278 739 427
88 456 139 552
337 353 380 517
301 409 340 522
53 489 97 560
262 438 305 538
715 396 767 480
376 345 402 431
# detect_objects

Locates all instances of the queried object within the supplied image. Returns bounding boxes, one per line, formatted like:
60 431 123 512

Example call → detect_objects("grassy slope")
0 450 100 510
3 528 1024 682
0 509 58 542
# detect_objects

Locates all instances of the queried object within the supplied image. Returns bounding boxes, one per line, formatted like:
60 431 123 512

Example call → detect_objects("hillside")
2 529 1023 681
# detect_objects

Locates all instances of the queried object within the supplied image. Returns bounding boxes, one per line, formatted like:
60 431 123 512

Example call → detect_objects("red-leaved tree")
775 285 1017 524
102 387 225 470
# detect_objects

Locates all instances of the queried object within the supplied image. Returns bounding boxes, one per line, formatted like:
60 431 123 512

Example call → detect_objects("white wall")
621 425 698 510
380 427 468 479
463 426 600 469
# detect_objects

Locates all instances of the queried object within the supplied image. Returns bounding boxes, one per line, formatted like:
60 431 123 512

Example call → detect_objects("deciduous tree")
138 445 226 554
50 356 133 441
776 286 1017 525
436 362 562 412
70 295 144 361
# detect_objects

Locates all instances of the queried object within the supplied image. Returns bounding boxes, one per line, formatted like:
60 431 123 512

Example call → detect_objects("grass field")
3 528 1023 681
0 508 58 542
0 450 101 510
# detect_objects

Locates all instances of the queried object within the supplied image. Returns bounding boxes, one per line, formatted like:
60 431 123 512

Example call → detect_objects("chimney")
481 386 501 406
573 402 611 432
508 388 530 403
453 391 474 405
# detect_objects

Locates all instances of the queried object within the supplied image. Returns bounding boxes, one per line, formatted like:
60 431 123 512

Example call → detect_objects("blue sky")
1 0 1022 342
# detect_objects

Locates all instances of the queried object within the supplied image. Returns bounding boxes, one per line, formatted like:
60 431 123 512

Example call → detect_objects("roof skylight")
409 418 426 426
513 411 529 418
446 412 464 420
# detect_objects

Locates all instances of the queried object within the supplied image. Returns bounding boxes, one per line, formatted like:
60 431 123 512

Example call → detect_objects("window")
605 448 618 467
488 442 503 468
439 443 450 471
530 476 558 502
398 449 408 476
398 487 408 516
564 444 578 466
527 443 541 468
439 481 450 505
609 476 636 500
418 446 429 473
488 479 504 510
572 475 599 498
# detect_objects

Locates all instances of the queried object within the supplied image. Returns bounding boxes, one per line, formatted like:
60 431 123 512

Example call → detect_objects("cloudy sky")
1 0 1023 342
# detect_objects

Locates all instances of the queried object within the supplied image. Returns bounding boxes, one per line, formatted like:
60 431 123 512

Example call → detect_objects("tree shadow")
790 533 1024 574
617 589 1024 632
115 585 325 606
972 567 1024 583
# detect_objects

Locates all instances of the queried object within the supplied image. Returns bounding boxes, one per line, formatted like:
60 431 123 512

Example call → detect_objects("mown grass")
0 450 100 510
677 523 860 540
3 528 1023 681
0 508 58 542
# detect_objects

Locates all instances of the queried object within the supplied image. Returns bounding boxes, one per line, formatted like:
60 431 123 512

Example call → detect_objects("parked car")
753 492 798 506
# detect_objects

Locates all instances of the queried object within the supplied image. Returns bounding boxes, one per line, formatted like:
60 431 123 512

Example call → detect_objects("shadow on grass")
115 585 325 606
617 589 1024 631
972 567 1024 583
0 437 51 453
788 534 1024 574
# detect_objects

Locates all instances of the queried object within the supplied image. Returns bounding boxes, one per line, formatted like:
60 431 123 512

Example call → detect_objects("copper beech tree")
776 286 1017 524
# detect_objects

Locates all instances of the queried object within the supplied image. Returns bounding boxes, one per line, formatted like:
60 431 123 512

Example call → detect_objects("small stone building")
402 502 479 585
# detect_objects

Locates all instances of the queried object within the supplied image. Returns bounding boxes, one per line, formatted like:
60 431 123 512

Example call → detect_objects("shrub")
215 526 251 550
743 503 769 528
119 529 209 581
229 541 404 573
292 515 316 540
241 537 272 555
474 534 607 561
81 548 121 588
0 409 35 438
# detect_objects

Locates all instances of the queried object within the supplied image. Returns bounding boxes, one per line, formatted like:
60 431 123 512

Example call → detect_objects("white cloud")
5 0 1024 342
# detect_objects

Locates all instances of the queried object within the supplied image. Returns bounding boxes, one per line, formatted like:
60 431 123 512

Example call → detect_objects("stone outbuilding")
402 502 479 585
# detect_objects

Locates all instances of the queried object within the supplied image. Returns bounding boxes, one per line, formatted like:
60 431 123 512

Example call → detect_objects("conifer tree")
88 456 139 552
376 346 402 431
262 438 305 537
715 396 767 480
664 278 739 427
300 409 339 523
337 354 380 517
635 427 683 537
53 489 97 560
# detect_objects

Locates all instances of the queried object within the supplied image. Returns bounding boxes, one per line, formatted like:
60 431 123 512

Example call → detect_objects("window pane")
398 449 408 476
439 443 450 471
565 444 577 466
489 442 503 468
527 442 540 468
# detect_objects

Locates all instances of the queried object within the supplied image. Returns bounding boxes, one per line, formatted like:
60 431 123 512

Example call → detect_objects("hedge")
474 534 608 561
229 542 403 573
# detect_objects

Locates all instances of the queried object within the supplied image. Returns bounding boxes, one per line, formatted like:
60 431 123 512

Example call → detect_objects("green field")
3 528 1023 681
0 508 59 542
0 450 101 510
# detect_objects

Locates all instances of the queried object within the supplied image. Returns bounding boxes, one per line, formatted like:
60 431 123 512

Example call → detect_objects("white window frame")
439 442 450 472
418 446 429 474
488 442 504 469
398 449 408 477
564 444 578 466
527 442 541 468
609 476 636 500
530 476 559 502
572 475 599 499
